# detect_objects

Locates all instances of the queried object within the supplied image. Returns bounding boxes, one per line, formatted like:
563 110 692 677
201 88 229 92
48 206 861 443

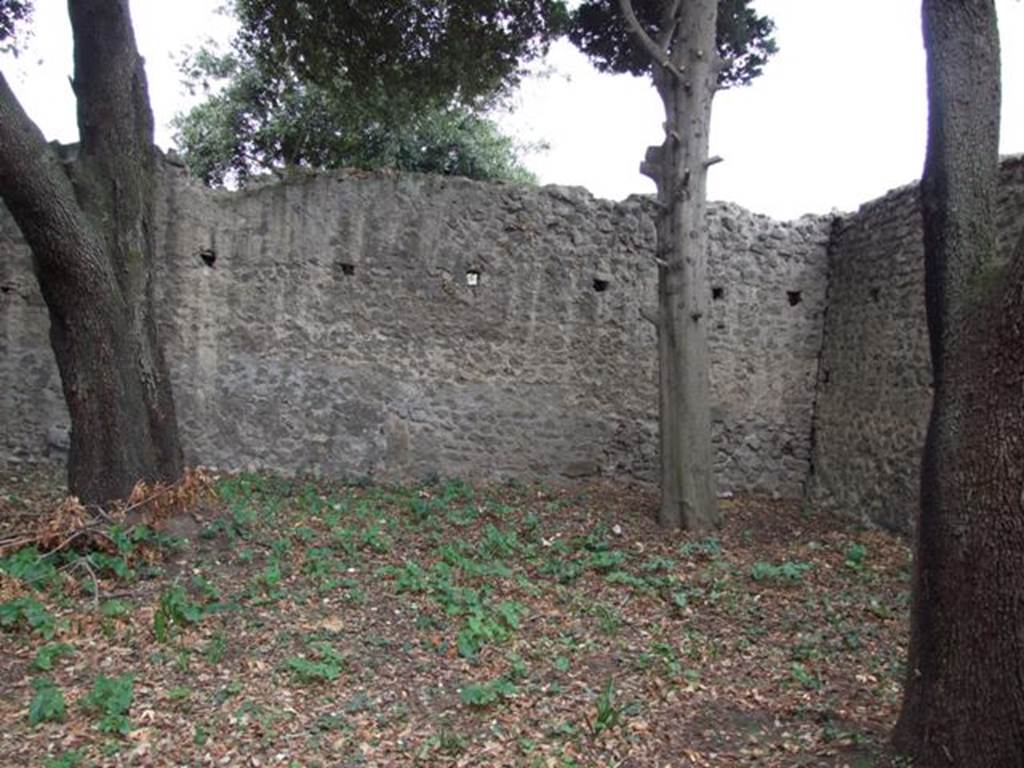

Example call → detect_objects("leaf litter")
0 470 911 767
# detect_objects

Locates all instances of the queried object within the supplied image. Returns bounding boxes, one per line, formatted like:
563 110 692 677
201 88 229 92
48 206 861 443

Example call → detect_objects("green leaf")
0 596 57 639
82 674 134 735
153 585 205 643
32 642 74 672
29 677 65 725
44 750 84 768
0 548 61 591
460 677 516 707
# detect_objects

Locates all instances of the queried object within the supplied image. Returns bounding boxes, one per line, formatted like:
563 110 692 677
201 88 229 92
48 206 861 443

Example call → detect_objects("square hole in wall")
712 286 725 301
593 277 610 292
787 290 802 306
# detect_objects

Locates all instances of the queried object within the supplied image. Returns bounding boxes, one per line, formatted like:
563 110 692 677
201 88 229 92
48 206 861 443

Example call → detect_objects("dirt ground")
0 470 911 767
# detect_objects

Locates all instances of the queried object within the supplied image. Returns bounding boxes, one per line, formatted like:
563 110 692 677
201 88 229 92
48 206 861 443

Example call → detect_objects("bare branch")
704 155 724 168
617 0 682 79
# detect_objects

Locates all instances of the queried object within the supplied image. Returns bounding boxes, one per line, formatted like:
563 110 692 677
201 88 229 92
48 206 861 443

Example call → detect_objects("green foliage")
287 642 346 684
750 560 812 583
32 642 75 672
0 596 56 639
570 0 776 88
43 750 84 768
230 0 569 108
790 662 822 691
0 547 61 591
586 548 627 573
844 543 869 571
641 555 677 572
589 602 622 635
72 524 179 583
679 537 723 559
539 554 584 584
82 674 134 735
590 678 621 736
153 585 205 643
0 0 31 48
302 546 339 586
606 568 657 593
460 676 517 707
456 600 525 659
480 524 520 558
203 632 228 665
28 677 65 725
388 560 428 594
174 2 549 187
101 599 131 619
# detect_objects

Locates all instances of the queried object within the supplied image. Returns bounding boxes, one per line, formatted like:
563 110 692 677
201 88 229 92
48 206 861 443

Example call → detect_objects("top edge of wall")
154 148 838 229
844 153 1024 220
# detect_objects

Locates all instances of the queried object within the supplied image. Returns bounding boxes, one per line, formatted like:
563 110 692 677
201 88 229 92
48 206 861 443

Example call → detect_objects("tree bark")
0 0 182 503
623 0 719 530
892 1 1024 765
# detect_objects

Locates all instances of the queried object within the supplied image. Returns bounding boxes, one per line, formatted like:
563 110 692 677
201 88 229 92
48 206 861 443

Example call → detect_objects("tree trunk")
0 0 182 504
625 0 719 530
892 1 1024 765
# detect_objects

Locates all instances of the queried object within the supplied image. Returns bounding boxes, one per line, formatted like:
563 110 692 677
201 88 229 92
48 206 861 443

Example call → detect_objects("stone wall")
0 162 831 495
807 155 1024 532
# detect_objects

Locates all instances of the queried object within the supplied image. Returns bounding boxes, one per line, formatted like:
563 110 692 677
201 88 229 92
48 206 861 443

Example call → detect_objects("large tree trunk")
892 1 1024 765
625 0 719 530
0 0 182 504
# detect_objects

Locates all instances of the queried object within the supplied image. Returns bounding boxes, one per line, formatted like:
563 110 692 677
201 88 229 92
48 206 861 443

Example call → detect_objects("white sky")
3 0 1022 220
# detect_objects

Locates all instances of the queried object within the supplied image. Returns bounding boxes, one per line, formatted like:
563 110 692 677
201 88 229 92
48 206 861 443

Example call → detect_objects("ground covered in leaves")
0 471 911 767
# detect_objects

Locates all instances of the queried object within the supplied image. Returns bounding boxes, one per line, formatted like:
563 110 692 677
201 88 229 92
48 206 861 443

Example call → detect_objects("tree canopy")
174 42 538 186
0 0 31 49
569 0 776 88
230 0 570 111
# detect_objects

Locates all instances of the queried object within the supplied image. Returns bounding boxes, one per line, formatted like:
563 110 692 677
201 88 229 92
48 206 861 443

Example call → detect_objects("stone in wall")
0 213 69 467
0 161 833 497
807 155 1024 533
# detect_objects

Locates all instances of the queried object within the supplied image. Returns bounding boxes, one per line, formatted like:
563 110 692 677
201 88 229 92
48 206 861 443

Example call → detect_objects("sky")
2 0 1022 220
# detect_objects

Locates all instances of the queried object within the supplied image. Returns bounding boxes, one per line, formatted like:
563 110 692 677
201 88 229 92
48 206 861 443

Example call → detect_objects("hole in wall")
466 270 480 287
870 287 880 302
340 262 355 276
198 247 216 268
712 286 725 301
787 290 802 307
593 277 610 293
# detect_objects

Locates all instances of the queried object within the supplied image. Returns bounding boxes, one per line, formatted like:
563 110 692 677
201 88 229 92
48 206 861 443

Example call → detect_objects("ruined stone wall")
807 156 1024 532
0 163 831 495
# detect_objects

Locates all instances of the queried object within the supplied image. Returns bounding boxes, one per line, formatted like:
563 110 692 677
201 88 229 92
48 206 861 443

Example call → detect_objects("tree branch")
655 0 682 49
0 69 110 290
69 0 154 159
617 0 682 79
